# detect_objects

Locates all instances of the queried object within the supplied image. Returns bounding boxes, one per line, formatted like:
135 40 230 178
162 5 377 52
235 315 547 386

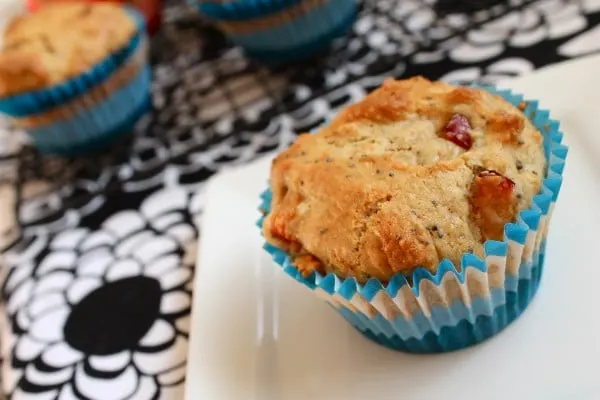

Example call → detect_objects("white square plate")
186 55 600 400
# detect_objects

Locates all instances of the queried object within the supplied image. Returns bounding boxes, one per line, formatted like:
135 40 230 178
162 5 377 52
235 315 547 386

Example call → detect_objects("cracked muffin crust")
0 2 137 97
263 77 546 283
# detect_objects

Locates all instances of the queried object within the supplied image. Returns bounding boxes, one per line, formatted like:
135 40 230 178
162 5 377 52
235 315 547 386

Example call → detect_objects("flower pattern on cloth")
2 0 600 398
1 186 196 399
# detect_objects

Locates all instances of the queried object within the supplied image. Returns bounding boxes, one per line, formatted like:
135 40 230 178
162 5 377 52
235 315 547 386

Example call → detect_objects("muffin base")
351 263 542 353
199 0 358 64
242 5 357 64
29 66 151 155
33 94 152 156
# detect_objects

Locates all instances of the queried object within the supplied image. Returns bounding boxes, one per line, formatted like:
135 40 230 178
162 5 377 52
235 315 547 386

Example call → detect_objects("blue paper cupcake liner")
257 85 568 353
29 65 152 155
0 7 151 155
195 0 358 63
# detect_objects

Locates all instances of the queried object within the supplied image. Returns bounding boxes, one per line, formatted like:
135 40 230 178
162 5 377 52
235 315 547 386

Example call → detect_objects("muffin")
259 77 567 353
194 0 358 63
24 0 162 35
0 2 151 155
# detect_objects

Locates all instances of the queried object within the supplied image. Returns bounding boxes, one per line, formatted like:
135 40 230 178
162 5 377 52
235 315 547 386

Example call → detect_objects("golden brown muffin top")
263 77 546 283
0 2 137 97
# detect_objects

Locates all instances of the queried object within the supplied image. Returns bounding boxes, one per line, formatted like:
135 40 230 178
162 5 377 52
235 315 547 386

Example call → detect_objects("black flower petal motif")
2 187 195 399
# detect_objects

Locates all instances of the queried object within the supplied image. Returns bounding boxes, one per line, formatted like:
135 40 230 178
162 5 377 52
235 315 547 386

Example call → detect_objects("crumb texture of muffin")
0 2 137 97
263 77 546 282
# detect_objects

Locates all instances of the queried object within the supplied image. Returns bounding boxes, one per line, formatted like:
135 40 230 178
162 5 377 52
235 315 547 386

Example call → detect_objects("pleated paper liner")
257 84 567 353
27 66 152 155
0 6 151 155
194 0 358 63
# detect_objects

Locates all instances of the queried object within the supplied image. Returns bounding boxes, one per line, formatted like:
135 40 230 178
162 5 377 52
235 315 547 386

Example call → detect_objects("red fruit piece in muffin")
443 113 473 150
470 170 518 241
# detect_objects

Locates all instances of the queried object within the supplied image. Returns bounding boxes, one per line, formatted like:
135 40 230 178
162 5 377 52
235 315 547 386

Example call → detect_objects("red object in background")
25 0 162 35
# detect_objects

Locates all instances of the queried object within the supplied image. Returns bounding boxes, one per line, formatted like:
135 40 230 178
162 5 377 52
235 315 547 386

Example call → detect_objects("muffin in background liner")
0 7 151 155
195 0 358 63
257 85 568 353
25 0 163 35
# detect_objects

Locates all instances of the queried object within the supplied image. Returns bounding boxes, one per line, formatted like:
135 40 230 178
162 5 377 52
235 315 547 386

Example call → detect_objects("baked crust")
263 77 545 282
0 2 137 97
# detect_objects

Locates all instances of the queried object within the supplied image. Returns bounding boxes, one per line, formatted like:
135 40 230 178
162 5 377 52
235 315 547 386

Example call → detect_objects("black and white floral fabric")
2 185 197 399
2 0 600 398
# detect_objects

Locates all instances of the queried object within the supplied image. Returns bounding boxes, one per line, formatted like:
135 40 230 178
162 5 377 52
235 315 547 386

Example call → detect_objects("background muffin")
0 2 151 155
194 0 358 63
259 77 567 353
24 0 162 35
